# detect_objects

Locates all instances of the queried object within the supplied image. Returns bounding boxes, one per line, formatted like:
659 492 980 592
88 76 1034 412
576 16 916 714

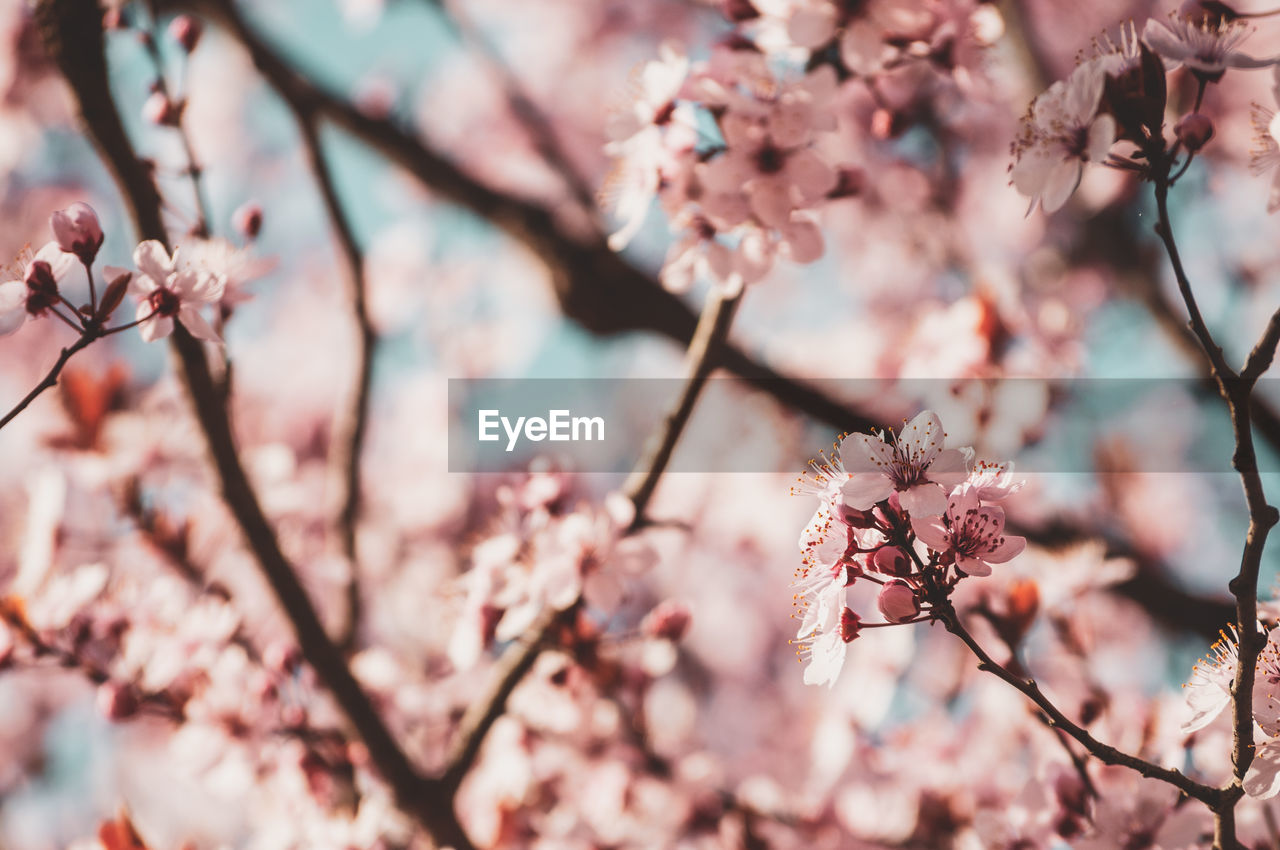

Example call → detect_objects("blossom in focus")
1180 625 1239 733
126 240 224 342
0 242 75 336
1011 60 1116 214
840 409 971 516
911 485 1025 576
1142 13 1273 80
49 202 103 265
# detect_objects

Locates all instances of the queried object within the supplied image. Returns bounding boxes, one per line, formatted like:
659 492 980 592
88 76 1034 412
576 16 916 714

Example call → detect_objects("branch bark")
35 3 471 847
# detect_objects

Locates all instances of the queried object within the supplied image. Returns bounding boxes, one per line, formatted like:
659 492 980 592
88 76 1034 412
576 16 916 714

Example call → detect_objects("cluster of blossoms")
0 203 269 347
603 0 1004 292
791 409 1023 686
448 471 668 672
1012 2 1280 214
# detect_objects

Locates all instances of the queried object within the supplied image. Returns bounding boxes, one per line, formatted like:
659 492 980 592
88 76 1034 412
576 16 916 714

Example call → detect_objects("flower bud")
50 203 104 265
232 201 264 240
642 599 692 642
1175 112 1214 153
168 15 203 53
877 580 920 624
840 607 862 642
97 681 139 721
872 545 911 576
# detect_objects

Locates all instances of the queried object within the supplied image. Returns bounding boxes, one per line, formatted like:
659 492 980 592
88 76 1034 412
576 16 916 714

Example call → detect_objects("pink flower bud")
168 15 203 53
872 545 910 577
143 91 179 126
840 607 862 643
50 202 104 265
232 201 264 240
877 580 919 624
1175 113 1214 153
642 599 692 642
97 681 139 721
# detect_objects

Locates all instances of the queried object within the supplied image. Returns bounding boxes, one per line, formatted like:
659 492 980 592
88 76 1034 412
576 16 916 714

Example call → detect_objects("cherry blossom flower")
0 241 75 336
911 486 1025 576
1181 626 1239 733
605 42 689 145
1142 13 1273 80
1011 60 1116 213
792 566 854 687
839 409 971 516
966 460 1023 501
49 202 103 265
699 71 838 230
1250 66 1280 213
178 236 276 309
126 240 224 342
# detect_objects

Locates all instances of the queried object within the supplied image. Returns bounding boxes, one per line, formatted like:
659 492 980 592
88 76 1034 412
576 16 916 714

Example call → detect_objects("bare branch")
939 601 1223 806
34 3 471 847
625 286 743 524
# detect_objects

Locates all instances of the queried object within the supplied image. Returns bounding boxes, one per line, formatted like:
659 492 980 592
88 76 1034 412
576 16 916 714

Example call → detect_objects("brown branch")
938 601 1223 807
1152 154 1279 849
625 286 743 524
279 86 376 653
34 3 471 847
0 329 100 431
440 604 568 793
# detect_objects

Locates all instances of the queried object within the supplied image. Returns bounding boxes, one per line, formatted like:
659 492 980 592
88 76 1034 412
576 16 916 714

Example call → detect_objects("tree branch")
34 3 471 847
1152 153 1279 848
938 601 1223 806
283 89 376 653
625 285 743 524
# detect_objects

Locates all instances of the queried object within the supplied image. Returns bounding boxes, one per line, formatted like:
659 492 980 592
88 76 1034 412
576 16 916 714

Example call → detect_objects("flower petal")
178 305 221 342
841 473 894 510
133 240 174 282
899 483 948 517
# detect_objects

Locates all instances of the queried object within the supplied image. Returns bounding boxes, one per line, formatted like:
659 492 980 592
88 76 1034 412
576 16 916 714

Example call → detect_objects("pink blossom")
1181 625 1239 733
911 486 1025 576
1142 13 1273 79
49 202 103 265
0 241 75 336
840 409 971 516
1011 60 1116 213
126 240 224 342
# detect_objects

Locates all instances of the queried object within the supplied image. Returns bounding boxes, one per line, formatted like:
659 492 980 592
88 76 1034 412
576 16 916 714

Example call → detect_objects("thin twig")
0 330 100 431
421 0 598 213
285 94 376 653
439 605 568 793
937 601 1222 806
34 4 473 848
624 286 743 525
1152 150 1279 849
